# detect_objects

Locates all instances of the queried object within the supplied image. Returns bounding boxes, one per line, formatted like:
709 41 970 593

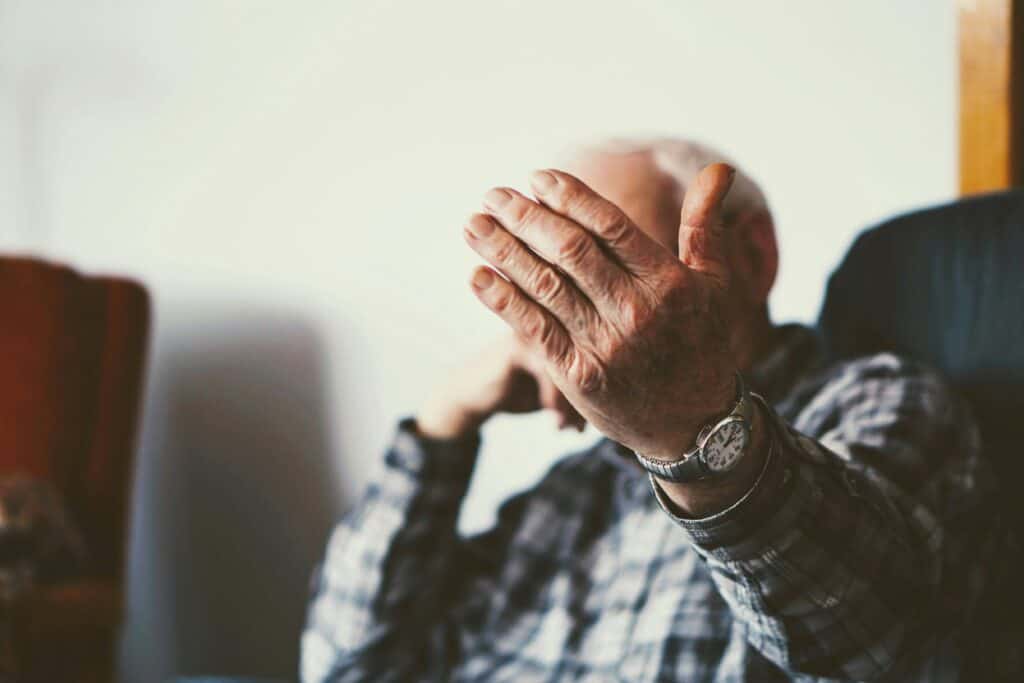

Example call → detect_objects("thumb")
677 163 736 285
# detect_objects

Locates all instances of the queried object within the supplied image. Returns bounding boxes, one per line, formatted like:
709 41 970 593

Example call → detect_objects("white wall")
0 1 955 680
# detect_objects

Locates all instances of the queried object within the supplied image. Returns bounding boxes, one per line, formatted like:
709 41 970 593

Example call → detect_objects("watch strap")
633 372 750 483
638 447 711 482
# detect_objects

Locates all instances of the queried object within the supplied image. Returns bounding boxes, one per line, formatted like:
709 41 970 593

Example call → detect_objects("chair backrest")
0 257 150 578
817 190 1024 537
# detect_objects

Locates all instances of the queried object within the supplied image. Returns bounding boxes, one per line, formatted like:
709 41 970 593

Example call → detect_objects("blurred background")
0 1 956 680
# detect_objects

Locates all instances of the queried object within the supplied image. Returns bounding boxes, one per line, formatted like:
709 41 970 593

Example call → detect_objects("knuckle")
658 266 690 298
619 298 653 332
522 312 551 344
567 354 605 393
556 176 584 205
537 319 558 348
681 225 704 253
493 238 517 265
595 211 631 243
507 196 533 224
531 267 563 303
668 266 688 291
656 268 702 314
556 231 594 266
562 185 629 240
492 291 513 313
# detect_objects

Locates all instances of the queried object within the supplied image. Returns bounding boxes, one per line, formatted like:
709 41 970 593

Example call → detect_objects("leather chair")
817 190 1024 678
0 256 150 682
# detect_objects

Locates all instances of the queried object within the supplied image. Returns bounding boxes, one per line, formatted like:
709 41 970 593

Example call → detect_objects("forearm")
416 400 487 440
652 390 994 680
301 418 480 682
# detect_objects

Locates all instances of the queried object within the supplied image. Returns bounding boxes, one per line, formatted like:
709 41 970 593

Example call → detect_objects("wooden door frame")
959 0 1024 194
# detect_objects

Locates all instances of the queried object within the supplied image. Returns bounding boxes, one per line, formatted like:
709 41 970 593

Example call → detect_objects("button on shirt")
301 325 1016 682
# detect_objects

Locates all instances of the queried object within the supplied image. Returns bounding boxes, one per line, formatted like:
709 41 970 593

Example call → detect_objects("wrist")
656 392 769 518
644 373 738 462
415 403 487 441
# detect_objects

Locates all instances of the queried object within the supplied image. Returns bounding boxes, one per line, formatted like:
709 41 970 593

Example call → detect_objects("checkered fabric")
301 325 1015 682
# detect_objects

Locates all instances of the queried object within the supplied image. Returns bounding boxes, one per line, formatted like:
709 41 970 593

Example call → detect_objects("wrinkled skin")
463 164 739 461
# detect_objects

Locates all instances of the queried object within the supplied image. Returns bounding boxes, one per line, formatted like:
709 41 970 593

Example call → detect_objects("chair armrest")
16 579 122 683
27 578 122 631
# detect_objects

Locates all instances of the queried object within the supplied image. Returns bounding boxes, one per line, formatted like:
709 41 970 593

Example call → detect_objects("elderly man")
301 139 1004 681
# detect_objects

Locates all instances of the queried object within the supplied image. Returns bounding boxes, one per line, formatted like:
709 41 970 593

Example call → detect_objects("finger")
464 213 597 339
469 265 575 368
677 163 736 286
558 392 587 431
481 187 628 308
517 347 586 430
528 169 671 276
536 372 584 430
536 374 567 426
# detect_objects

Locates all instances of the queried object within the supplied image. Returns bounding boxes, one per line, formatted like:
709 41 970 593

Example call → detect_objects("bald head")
565 138 779 339
570 150 683 253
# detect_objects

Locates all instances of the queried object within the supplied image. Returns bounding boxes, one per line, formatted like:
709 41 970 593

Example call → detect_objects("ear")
729 209 778 305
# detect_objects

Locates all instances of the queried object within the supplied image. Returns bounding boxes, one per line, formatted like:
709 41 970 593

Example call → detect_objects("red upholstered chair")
0 256 150 682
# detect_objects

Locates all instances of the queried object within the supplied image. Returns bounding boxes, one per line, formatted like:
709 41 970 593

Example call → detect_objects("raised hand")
464 164 739 462
416 334 586 441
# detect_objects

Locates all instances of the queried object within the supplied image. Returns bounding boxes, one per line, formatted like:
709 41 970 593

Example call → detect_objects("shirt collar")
745 323 825 405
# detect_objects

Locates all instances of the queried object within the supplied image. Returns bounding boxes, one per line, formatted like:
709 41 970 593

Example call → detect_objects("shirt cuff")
649 395 800 562
386 416 482 486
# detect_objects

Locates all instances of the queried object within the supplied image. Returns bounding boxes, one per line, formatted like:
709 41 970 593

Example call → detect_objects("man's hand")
463 164 739 462
416 334 585 440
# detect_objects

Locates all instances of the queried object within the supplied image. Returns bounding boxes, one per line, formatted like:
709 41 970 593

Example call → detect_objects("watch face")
703 419 749 473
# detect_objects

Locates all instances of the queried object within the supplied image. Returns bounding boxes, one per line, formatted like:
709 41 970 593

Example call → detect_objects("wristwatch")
633 372 754 483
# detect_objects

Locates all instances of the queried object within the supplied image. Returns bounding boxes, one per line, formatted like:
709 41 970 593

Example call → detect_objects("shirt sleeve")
650 355 1003 680
300 417 482 683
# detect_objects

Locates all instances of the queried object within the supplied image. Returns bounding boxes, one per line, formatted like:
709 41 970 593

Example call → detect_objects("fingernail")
471 269 495 289
483 188 513 210
529 170 557 193
465 214 495 239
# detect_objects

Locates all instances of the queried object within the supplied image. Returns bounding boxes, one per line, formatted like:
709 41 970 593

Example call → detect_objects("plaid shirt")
302 324 1014 682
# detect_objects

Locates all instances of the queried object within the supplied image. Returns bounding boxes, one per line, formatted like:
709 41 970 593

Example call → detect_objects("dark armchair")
0 256 150 682
817 190 1024 678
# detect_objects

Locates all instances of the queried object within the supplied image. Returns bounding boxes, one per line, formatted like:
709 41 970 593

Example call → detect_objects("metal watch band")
638 444 712 482
632 372 752 483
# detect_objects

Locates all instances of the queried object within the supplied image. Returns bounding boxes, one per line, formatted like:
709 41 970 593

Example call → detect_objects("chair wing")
817 190 1024 535
0 257 150 578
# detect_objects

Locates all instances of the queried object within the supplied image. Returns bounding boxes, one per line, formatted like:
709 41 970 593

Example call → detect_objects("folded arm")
300 419 481 682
